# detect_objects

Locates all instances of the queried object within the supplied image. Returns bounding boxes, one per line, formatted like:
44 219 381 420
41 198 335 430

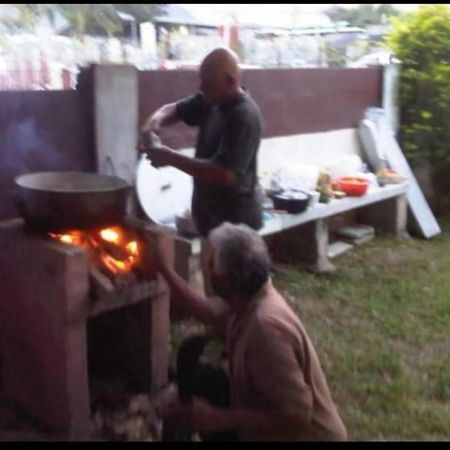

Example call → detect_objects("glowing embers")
50 225 140 277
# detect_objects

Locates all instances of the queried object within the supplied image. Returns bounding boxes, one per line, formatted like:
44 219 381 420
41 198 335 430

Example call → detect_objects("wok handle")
105 155 118 177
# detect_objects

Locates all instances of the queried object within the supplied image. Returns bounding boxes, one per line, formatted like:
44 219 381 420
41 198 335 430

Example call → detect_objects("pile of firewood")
91 392 161 442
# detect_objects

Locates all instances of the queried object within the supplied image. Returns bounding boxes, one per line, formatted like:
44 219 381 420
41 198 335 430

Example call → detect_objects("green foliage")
1 4 55 32
0 4 166 37
386 5 450 165
57 4 122 37
322 42 347 68
325 4 401 28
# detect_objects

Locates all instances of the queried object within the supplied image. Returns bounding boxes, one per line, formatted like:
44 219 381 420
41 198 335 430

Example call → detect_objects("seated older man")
153 223 347 441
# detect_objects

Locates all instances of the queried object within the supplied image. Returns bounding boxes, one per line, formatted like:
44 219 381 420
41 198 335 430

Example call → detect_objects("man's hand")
154 387 227 434
189 397 227 433
141 103 179 134
144 146 175 168
153 384 183 418
141 113 162 134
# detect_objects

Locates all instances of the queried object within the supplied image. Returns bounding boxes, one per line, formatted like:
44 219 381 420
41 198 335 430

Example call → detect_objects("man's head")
199 47 241 105
207 223 271 305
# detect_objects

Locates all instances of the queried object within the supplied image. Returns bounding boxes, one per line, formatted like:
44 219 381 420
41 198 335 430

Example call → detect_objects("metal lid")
135 155 193 225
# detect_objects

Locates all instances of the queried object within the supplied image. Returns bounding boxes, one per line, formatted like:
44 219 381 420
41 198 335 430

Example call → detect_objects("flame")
127 241 139 255
101 254 132 275
96 227 139 275
99 227 121 244
49 225 140 277
49 231 87 248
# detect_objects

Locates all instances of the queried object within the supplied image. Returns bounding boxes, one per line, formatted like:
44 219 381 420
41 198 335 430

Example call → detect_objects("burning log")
91 238 130 262
49 225 143 282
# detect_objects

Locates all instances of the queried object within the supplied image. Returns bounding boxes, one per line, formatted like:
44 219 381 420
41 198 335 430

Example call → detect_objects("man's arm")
141 102 179 133
154 232 228 334
158 263 225 330
184 397 309 437
146 147 235 186
143 92 207 133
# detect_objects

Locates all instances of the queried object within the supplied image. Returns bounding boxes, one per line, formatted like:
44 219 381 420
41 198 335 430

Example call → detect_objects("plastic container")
335 177 370 197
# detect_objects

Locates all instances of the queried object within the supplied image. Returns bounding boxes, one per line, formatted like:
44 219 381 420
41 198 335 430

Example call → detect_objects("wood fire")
49 226 140 277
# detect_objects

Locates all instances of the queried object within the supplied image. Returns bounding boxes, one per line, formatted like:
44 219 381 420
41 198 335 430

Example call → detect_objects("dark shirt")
176 90 263 237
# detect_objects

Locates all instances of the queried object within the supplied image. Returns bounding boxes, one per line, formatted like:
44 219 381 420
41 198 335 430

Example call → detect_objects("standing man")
140 47 264 293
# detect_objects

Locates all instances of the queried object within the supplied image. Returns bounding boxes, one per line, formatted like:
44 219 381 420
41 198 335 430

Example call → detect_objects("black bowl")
271 191 310 214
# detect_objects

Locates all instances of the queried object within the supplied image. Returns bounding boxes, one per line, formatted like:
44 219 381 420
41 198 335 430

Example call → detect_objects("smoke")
0 117 64 174
0 117 67 219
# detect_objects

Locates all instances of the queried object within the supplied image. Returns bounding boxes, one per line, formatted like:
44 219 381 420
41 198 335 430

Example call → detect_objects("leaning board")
359 109 441 239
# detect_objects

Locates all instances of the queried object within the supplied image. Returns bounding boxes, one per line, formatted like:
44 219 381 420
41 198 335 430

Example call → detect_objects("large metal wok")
14 171 130 232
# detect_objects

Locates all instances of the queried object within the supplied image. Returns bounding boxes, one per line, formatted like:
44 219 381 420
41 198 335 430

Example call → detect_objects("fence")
0 68 73 91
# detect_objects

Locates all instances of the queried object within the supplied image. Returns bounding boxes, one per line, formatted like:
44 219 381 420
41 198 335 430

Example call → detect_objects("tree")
0 4 167 37
325 4 401 28
57 4 122 39
386 4 450 166
1 4 55 32
324 5 348 25
112 4 167 25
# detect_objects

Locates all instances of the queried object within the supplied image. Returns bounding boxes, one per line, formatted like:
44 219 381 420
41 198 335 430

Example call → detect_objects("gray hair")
208 222 271 298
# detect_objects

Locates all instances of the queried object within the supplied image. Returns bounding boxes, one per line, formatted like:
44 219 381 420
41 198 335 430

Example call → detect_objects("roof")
116 11 136 22
255 26 366 38
154 4 221 28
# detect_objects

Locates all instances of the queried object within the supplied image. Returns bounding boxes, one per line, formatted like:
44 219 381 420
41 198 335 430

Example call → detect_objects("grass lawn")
273 214 450 441
171 214 450 441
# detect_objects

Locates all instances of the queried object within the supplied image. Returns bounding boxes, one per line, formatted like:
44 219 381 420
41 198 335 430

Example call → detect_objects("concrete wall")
177 128 362 186
0 66 382 221
138 67 383 150
0 90 95 221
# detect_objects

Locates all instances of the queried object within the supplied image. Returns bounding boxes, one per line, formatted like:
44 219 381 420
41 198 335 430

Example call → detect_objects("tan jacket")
220 279 347 441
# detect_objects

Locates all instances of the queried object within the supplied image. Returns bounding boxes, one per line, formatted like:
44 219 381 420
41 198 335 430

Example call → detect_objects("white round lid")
136 155 193 225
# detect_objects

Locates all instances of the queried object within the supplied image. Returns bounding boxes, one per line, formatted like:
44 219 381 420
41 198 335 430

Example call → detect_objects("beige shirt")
219 279 347 441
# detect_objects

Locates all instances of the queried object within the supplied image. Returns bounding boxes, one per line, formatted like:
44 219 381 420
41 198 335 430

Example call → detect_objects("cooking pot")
14 171 130 232
271 190 311 214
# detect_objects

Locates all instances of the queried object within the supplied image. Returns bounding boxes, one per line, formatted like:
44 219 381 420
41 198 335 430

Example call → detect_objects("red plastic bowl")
335 177 369 196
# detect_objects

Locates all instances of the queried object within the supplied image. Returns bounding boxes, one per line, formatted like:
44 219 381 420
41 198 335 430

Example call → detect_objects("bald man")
140 48 263 238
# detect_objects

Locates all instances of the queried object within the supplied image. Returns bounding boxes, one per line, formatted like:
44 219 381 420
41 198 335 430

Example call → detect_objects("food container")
376 168 405 185
309 191 320 208
335 177 370 197
271 190 311 214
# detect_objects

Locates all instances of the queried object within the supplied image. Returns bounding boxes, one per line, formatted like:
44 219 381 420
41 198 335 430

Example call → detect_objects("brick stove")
0 216 172 440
